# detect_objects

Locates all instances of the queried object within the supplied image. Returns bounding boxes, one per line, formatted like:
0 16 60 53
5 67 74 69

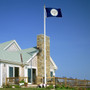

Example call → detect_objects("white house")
0 34 57 87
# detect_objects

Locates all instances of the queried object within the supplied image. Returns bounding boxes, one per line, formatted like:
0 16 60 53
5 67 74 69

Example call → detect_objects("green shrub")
55 84 61 88
24 82 28 86
19 80 25 83
46 85 54 89
6 84 12 88
3 83 21 88
3 83 13 88
2 84 7 88
55 84 73 89
14 85 20 88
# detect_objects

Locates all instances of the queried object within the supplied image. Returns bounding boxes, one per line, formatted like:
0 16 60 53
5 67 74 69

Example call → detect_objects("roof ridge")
0 40 14 44
0 40 15 50
22 46 37 50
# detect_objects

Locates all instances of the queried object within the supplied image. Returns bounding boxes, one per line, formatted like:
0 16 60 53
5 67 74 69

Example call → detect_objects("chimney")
37 34 50 77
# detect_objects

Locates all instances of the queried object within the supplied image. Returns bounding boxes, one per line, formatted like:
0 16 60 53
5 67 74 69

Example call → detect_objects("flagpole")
44 5 46 85
31 59 32 84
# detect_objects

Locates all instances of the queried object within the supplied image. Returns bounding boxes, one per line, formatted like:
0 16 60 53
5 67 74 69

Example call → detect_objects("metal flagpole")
31 59 32 84
44 5 46 85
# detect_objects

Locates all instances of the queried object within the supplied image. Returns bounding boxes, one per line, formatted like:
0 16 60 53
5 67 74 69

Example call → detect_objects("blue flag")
46 8 62 17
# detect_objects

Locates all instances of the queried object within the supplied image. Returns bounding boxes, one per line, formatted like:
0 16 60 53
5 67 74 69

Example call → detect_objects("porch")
6 77 28 85
6 77 90 88
5 77 55 85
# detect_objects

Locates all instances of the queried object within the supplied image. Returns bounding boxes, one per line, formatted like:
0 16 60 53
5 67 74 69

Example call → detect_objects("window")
9 66 19 77
50 71 53 77
9 67 13 77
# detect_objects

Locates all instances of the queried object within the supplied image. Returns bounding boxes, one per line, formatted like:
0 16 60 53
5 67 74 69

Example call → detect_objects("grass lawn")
0 88 46 90
0 88 49 90
0 88 75 90
0 87 89 90
0 88 90 90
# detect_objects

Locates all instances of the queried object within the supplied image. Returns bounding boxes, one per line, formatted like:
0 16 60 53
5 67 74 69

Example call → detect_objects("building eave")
50 57 58 70
26 51 39 64
0 59 22 65
3 40 21 51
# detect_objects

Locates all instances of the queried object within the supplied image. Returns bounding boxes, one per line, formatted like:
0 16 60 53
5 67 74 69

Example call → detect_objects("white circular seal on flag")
50 9 58 16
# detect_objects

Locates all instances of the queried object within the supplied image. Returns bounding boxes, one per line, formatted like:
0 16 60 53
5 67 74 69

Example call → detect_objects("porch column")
20 66 24 77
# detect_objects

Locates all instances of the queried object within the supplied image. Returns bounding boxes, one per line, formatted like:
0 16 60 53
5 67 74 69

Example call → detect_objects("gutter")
0 59 27 66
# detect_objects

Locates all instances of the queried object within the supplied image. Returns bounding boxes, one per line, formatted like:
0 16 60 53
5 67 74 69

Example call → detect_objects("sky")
0 0 90 80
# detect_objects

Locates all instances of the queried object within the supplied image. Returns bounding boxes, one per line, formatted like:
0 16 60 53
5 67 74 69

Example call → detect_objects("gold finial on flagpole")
44 5 45 8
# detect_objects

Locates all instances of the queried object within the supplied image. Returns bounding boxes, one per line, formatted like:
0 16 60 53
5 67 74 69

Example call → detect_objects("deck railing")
55 77 90 87
36 77 55 85
36 77 90 87
6 76 90 87
6 77 28 85
47 77 55 85
36 77 43 84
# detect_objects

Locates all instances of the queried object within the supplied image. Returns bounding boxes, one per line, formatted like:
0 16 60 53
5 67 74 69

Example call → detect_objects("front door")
15 67 19 84
33 69 36 84
28 68 36 84
28 69 31 83
15 67 19 77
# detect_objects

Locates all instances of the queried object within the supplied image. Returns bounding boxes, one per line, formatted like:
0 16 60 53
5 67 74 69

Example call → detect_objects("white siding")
24 56 37 77
0 63 1 86
29 56 37 67
6 43 20 51
0 63 2 87
50 61 55 76
2 63 7 84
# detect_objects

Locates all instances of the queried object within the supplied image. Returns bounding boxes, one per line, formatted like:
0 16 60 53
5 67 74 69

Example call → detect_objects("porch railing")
6 77 28 85
36 77 55 85
47 77 55 85
6 77 90 87
36 77 90 87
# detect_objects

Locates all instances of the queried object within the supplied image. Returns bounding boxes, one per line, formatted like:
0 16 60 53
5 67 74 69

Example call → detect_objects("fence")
6 77 28 85
6 76 90 87
36 77 90 88
55 77 90 87
36 77 55 85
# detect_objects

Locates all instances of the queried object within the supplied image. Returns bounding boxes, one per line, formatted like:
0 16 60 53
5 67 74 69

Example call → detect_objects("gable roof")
22 47 38 56
0 40 13 50
0 48 39 64
0 40 21 50
0 40 57 70
0 40 39 64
